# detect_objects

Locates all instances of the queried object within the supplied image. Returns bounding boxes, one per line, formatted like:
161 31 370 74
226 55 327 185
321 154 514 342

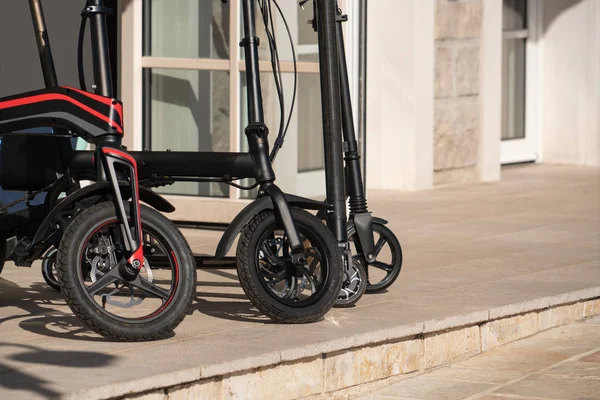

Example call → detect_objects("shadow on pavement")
0 343 116 399
0 278 107 342
192 268 271 324
192 296 270 324
1 265 269 340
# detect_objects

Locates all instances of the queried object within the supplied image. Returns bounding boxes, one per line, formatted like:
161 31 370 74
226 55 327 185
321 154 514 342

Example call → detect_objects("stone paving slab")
0 165 598 399
355 318 600 400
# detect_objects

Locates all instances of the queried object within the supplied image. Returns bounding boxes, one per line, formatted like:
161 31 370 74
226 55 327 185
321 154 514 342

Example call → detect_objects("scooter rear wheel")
56 201 196 341
236 208 343 323
334 259 367 308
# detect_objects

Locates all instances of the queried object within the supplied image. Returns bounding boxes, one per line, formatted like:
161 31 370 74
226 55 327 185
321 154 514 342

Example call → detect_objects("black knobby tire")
348 222 403 293
236 208 343 323
41 248 61 291
56 201 196 341
334 259 367 308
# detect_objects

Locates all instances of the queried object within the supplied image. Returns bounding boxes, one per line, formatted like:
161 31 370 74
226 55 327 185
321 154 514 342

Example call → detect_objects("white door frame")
501 0 541 164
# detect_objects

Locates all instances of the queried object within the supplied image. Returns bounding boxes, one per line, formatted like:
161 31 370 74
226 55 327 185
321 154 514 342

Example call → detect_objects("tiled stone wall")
434 0 483 185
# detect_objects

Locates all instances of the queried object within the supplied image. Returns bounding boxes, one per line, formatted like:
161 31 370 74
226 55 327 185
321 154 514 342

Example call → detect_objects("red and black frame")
0 0 145 275
0 0 318 271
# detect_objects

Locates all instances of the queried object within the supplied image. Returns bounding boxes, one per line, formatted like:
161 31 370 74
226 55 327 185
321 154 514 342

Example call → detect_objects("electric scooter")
308 0 403 305
0 0 344 340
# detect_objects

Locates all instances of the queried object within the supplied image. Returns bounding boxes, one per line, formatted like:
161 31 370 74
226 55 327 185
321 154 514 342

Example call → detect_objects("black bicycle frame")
0 0 308 265
238 0 305 258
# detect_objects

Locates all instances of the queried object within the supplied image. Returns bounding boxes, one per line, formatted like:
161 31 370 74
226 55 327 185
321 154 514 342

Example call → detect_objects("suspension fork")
86 0 144 273
241 0 305 263
335 5 376 264
96 145 144 273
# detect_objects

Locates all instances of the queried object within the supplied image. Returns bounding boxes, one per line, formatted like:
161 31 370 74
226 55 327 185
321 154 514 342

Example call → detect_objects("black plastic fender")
316 210 388 229
346 216 388 263
214 194 331 259
346 216 389 230
32 181 175 245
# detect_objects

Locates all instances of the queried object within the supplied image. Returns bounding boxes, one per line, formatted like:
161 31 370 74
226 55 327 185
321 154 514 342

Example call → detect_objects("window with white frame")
501 0 539 164
140 0 327 199
502 0 527 141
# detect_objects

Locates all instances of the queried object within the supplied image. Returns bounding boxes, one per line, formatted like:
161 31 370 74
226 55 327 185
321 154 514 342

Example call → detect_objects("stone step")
65 290 600 400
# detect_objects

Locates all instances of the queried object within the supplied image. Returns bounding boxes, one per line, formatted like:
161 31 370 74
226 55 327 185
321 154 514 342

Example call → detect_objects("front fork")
245 123 307 264
96 144 144 274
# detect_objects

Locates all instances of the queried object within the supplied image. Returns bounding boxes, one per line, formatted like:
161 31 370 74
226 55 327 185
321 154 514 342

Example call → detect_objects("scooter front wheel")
348 222 403 293
56 201 196 341
236 208 343 323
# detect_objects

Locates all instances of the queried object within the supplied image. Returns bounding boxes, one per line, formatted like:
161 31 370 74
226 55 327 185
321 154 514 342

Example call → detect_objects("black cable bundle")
229 0 298 190
257 0 298 162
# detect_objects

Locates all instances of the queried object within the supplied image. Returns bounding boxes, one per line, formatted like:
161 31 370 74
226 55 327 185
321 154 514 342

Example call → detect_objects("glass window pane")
501 39 526 140
503 0 527 31
297 5 317 46
144 0 230 59
298 53 320 63
240 2 318 62
297 74 324 172
238 71 323 198
238 72 273 199
144 68 230 197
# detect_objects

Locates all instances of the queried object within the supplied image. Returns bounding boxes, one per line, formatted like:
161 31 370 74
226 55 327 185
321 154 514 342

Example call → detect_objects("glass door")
501 0 539 164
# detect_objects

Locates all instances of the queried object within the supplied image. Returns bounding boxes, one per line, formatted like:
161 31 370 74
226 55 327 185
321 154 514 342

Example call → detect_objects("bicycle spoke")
265 270 288 286
87 266 121 296
261 242 285 267
298 266 318 293
129 275 171 301
374 236 387 257
307 256 320 275
283 278 298 300
372 261 393 272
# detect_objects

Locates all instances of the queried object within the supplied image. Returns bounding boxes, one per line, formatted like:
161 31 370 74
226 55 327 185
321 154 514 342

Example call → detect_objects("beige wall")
434 0 484 185
540 0 600 167
365 0 503 191
365 0 434 191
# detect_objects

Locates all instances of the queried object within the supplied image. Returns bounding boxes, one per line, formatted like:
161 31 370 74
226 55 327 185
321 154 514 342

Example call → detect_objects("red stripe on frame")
102 147 143 264
0 93 123 134
64 87 124 124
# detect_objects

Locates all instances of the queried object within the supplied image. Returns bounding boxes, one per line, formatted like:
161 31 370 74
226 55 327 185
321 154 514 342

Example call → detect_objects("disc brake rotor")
87 232 154 309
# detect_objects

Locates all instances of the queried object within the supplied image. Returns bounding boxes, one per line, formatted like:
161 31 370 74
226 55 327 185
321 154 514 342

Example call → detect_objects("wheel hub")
87 232 154 309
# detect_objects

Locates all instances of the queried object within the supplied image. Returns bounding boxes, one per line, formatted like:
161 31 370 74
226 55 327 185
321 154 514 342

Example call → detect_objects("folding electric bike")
0 0 343 341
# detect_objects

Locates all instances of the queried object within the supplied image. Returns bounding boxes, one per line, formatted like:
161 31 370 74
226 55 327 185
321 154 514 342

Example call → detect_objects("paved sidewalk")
0 164 598 399
355 315 600 400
